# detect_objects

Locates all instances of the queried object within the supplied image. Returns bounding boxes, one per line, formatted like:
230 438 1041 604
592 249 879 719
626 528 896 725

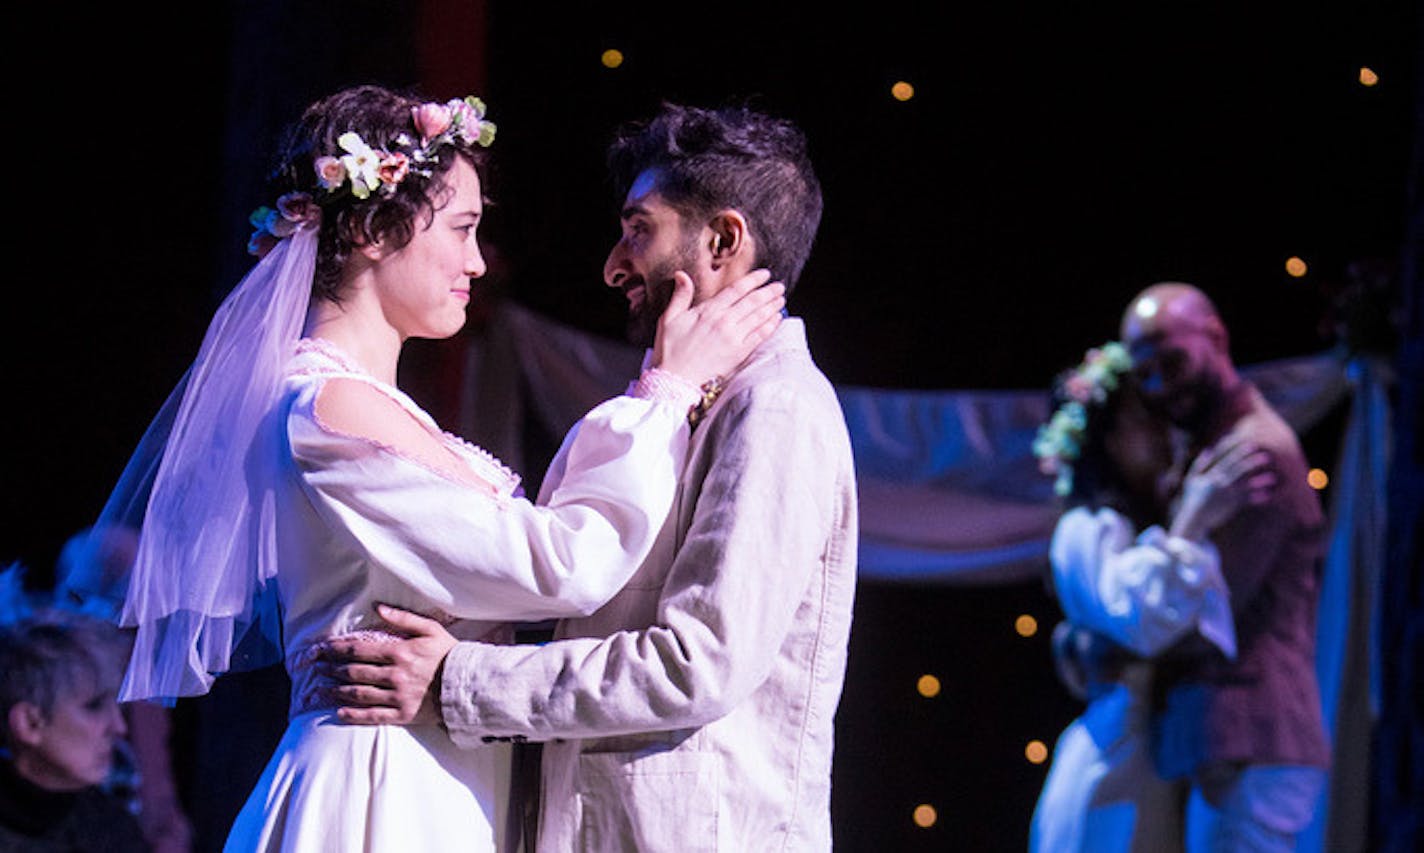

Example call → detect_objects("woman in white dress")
98 84 785 852
1028 341 1275 853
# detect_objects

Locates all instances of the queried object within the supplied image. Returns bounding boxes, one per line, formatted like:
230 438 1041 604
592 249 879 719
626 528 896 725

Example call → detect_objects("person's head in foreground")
1 614 127 791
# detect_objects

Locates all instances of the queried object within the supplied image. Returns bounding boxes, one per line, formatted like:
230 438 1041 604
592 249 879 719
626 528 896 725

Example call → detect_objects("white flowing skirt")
224 710 512 852
1030 667 1184 853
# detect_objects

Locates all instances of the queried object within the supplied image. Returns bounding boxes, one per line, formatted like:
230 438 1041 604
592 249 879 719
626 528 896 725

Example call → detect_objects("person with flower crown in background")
1029 339 1277 852
94 83 785 853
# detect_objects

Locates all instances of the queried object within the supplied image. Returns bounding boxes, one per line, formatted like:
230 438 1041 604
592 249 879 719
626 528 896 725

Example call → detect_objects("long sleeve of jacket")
438 380 843 744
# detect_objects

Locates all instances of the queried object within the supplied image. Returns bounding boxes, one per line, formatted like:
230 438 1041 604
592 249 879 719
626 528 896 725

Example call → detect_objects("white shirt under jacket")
440 319 860 852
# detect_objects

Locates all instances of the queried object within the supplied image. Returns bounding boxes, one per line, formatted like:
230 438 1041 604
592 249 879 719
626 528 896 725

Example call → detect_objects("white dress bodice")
225 337 696 852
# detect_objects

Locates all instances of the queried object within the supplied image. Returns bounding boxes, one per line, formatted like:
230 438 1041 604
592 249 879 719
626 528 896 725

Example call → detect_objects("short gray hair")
0 613 125 749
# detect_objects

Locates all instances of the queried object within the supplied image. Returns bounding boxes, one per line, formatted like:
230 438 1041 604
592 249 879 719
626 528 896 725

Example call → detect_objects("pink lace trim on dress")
293 337 521 497
629 367 702 410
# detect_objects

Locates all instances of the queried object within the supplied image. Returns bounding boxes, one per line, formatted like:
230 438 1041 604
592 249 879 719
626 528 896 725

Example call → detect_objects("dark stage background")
6 2 1420 850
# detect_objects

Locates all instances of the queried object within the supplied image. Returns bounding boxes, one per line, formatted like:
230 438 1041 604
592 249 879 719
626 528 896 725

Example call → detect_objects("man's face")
603 170 707 347
1124 323 1222 432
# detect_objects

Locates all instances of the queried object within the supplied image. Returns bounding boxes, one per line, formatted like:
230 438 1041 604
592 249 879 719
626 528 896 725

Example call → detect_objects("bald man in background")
1121 283 1329 851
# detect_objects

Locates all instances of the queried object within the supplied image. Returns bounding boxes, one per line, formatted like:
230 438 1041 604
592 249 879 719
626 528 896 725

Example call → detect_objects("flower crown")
1032 340 1134 497
247 95 496 257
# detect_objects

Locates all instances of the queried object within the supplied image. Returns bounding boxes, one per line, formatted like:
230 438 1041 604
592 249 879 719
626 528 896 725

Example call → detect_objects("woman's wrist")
629 367 703 410
1169 490 1214 542
1169 517 1206 542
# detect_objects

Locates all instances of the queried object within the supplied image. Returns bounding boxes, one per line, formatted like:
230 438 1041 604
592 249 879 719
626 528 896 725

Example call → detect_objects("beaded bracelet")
629 368 725 427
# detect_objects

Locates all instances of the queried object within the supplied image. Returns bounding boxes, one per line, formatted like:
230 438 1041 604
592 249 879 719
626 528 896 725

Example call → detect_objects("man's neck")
1193 377 1253 447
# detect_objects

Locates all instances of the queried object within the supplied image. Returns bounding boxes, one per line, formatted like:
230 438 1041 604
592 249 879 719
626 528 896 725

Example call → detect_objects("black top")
0 759 146 853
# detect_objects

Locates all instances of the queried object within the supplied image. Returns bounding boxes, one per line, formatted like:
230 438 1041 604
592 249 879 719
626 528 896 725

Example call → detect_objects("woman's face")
369 156 487 340
16 677 126 791
1102 389 1174 506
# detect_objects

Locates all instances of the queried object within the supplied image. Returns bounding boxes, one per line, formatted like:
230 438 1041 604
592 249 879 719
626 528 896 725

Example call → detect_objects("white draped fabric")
445 301 1385 852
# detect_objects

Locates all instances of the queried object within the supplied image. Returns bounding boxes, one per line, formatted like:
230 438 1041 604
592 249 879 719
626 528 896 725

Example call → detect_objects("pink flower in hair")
314 156 346 191
265 209 298 238
277 192 320 224
448 96 496 147
448 98 476 129
247 230 278 259
412 102 453 142
1063 373 1094 404
378 151 411 187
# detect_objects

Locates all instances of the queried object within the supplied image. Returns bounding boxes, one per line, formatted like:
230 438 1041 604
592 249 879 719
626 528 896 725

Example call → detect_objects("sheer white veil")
95 224 319 704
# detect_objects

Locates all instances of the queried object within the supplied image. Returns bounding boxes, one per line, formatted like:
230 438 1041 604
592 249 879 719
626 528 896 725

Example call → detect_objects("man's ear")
707 210 750 267
1203 314 1229 353
8 701 46 748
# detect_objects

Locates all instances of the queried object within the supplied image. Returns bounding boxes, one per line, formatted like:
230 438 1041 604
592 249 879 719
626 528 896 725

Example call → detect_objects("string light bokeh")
7 4 1415 851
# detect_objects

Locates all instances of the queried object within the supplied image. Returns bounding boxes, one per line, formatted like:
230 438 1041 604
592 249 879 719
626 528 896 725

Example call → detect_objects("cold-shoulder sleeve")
287 384 695 622
1049 506 1236 659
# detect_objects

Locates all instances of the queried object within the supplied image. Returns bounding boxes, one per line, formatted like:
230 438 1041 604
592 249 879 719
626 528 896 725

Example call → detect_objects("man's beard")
1156 374 1224 437
623 241 701 348
625 274 674 348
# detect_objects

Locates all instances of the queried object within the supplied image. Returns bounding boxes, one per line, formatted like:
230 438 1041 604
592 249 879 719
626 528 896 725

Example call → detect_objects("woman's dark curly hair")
269 84 491 302
1047 375 1127 510
1047 374 1165 531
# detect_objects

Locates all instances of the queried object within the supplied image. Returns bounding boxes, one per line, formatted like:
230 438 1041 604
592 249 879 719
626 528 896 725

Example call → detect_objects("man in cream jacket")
327 102 858 852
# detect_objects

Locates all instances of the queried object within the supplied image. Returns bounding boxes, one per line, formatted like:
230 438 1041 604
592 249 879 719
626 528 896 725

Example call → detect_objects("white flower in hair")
338 132 383 199
246 94 497 256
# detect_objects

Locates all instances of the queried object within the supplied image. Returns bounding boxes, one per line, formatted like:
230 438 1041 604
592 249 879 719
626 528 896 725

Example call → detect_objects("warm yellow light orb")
1285 256 1308 278
601 49 624 69
1015 614 1039 637
1359 67 1379 87
891 81 915 102
1025 740 1049 764
913 804 938 828
1308 468 1329 490
917 674 942 698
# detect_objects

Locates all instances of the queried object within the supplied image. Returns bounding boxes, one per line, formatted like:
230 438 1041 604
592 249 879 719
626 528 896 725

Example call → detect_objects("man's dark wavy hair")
608 103 822 294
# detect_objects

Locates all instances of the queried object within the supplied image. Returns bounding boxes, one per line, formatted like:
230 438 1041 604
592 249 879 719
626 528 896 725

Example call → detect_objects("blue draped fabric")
1299 358 1392 853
